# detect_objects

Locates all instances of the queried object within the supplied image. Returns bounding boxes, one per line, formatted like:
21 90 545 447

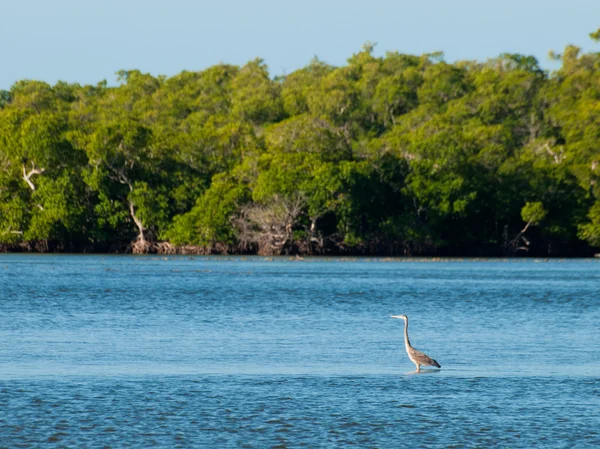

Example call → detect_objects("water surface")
1 256 599 447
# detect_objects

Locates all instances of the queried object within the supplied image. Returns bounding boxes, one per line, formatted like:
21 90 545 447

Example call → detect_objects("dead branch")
22 162 46 191
537 142 564 164
235 195 306 255
508 220 533 253
1 227 23 236
105 160 134 191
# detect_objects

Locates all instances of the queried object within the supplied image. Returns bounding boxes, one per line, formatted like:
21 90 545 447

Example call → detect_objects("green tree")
231 59 283 125
0 81 85 247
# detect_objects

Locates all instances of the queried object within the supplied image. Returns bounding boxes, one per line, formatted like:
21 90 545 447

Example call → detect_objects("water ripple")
1 255 600 447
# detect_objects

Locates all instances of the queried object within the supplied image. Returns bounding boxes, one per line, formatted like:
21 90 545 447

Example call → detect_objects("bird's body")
391 315 440 372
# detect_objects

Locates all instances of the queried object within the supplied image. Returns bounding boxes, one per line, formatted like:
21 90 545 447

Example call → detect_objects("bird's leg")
415 363 420 372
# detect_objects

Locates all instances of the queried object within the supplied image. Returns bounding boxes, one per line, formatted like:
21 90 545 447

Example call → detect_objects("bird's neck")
403 319 412 350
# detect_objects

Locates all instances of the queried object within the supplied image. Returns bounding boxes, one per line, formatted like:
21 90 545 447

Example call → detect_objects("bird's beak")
390 315 402 319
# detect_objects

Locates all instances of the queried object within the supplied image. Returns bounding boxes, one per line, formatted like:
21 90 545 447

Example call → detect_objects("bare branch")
104 160 133 191
235 194 306 255
22 162 46 191
1 227 23 236
536 142 564 164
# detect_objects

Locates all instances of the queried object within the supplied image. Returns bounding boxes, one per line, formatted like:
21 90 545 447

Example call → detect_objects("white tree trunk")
128 200 146 245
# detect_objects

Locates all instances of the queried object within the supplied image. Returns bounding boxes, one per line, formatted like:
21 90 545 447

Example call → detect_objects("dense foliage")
1 35 600 256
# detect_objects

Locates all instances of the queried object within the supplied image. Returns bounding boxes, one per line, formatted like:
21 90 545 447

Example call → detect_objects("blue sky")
2 0 599 89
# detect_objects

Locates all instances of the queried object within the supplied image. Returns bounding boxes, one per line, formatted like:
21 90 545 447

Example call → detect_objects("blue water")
1 255 599 448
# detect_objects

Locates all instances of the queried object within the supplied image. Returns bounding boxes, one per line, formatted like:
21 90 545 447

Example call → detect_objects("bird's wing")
410 348 440 367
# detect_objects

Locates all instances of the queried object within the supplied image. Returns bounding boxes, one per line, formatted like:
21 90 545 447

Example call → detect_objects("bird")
391 315 441 372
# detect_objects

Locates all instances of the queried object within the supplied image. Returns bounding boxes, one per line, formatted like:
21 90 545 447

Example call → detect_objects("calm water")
1 255 599 448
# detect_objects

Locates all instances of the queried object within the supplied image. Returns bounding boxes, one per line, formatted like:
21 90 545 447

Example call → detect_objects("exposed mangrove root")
126 239 222 255
131 237 151 254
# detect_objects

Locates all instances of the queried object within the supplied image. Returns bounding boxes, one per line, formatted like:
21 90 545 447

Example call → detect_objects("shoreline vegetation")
2 32 600 257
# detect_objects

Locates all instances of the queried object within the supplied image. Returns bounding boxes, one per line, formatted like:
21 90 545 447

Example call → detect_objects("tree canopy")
1 36 600 256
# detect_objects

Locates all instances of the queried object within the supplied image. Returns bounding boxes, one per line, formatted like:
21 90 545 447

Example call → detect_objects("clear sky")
2 0 599 89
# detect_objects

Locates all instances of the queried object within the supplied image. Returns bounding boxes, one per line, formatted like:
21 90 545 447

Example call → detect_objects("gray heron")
391 315 441 372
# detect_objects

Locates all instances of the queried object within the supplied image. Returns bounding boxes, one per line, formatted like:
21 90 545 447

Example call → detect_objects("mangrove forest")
1 32 600 256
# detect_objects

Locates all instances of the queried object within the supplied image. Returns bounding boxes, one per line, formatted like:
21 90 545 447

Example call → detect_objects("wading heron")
391 315 441 372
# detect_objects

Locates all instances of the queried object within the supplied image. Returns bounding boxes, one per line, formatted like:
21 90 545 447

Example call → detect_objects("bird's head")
391 314 407 320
